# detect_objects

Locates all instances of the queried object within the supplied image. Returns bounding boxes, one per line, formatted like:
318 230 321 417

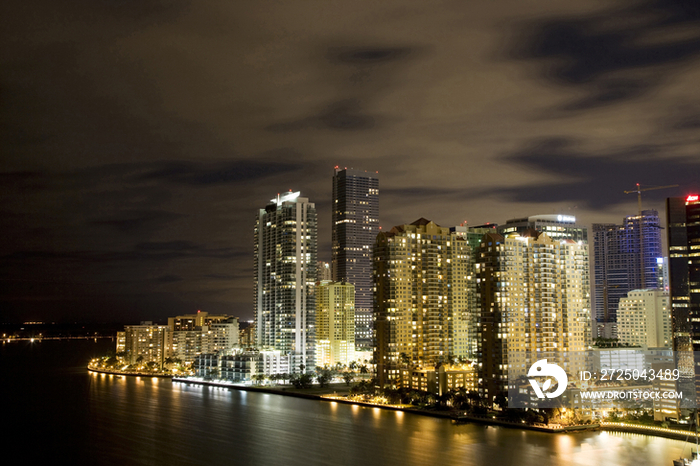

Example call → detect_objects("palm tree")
342 373 354 386
317 369 333 388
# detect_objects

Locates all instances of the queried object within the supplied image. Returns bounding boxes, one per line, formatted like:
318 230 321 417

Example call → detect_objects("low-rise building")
397 363 477 396
617 289 671 349
194 349 292 382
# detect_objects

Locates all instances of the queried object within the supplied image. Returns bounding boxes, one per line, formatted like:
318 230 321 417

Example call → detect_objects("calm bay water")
1 340 693 465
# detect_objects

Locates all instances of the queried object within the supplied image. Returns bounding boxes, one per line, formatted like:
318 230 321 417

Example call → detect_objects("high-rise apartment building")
498 214 587 243
477 230 590 404
167 311 237 364
616 289 671 349
592 210 663 328
332 168 379 350
374 219 474 387
122 322 170 365
203 317 240 354
254 191 317 372
168 311 230 331
316 281 355 367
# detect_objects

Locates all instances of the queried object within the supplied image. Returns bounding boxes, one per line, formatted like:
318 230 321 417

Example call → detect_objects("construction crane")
624 183 679 214
623 183 678 289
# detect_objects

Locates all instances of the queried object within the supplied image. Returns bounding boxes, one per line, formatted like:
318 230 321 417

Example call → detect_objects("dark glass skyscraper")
667 195 700 404
332 168 379 350
592 210 663 328
667 196 700 351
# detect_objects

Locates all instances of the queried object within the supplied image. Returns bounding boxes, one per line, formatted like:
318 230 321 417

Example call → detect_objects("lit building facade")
398 363 477 395
170 329 203 364
255 191 317 373
168 313 239 363
202 317 240 354
315 281 355 367
592 210 663 330
497 214 587 243
168 311 230 331
616 289 671 349
374 219 474 387
122 323 170 365
317 261 332 281
477 231 590 404
239 322 255 348
194 349 292 382
332 168 379 350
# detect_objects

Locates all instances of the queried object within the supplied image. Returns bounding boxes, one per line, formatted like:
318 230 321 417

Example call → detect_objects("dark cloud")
1 244 244 265
156 274 183 283
490 138 700 208
266 99 377 132
328 46 415 65
204 273 239 281
510 0 700 110
135 241 199 251
664 103 700 131
318 100 376 130
381 187 464 198
91 210 184 233
139 158 303 185
266 44 423 133
2 0 699 323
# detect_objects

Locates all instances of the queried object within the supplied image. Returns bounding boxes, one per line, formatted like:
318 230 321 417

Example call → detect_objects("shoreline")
91 370 698 442
88 367 174 378
171 377 596 434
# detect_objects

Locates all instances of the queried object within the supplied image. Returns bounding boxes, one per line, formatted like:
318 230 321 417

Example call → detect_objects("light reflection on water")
83 375 690 466
1 341 692 466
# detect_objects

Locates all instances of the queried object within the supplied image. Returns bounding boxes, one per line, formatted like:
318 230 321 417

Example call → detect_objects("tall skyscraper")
477 230 590 404
332 168 379 350
667 196 700 347
374 219 474 387
254 191 317 372
592 210 663 329
316 281 355 367
667 194 700 402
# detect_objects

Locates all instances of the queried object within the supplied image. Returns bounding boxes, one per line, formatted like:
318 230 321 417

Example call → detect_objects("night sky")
2 0 700 324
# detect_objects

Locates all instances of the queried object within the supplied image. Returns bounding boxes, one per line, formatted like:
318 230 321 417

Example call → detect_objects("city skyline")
2 0 700 323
